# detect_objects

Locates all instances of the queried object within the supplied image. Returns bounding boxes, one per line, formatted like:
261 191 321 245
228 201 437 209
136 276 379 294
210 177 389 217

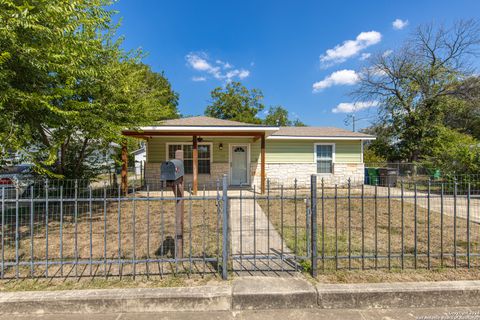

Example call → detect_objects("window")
167 143 211 174
315 144 334 174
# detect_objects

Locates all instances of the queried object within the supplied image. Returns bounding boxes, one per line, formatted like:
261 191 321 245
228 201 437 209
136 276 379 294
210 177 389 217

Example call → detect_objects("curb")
0 286 232 314
1 279 480 314
232 277 317 310
317 280 480 309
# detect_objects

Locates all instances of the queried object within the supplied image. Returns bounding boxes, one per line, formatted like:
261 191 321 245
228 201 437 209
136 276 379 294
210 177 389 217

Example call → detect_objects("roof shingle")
159 116 264 127
272 126 374 138
147 116 375 139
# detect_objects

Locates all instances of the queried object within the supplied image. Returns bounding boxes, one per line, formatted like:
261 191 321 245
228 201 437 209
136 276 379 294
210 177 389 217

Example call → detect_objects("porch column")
192 135 198 195
121 141 128 195
261 133 266 194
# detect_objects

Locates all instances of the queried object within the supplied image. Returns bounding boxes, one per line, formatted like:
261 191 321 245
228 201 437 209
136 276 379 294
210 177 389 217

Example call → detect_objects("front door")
230 145 248 185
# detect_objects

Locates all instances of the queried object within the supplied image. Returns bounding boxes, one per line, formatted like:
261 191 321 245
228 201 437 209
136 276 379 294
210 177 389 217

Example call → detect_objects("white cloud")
382 49 393 57
332 101 379 113
216 60 233 69
392 19 409 30
225 69 250 81
238 70 250 78
312 69 360 92
186 53 213 71
359 53 371 61
186 52 250 82
320 31 382 67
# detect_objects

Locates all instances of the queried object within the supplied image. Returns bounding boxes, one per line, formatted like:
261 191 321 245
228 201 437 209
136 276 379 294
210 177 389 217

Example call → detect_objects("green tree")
442 78 480 140
363 145 387 165
423 126 480 176
0 0 178 178
356 20 480 162
205 81 264 124
263 106 305 126
52 59 178 179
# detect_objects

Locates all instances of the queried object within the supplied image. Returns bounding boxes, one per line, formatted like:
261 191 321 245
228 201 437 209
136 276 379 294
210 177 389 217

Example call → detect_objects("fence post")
310 175 318 278
222 174 229 280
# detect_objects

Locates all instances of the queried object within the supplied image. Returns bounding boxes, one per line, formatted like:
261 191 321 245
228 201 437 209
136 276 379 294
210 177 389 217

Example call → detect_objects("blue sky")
112 0 480 130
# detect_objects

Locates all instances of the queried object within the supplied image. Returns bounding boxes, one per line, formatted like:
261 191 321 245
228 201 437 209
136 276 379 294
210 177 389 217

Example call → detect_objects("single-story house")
121 116 375 193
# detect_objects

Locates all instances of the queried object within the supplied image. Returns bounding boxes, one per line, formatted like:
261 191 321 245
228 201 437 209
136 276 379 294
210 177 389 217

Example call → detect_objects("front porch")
122 124 280 195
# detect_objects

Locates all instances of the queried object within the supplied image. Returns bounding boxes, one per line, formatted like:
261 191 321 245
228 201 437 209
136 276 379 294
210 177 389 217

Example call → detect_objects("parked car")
0 164 36 199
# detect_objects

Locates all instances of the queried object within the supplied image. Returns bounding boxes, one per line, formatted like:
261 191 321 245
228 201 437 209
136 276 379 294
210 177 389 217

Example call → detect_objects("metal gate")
226 178 311 274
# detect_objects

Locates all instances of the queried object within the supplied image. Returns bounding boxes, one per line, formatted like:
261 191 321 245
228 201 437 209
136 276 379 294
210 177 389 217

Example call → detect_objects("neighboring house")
86 142 120 169
4 142 119 170
122 116 375 192
131 146 146 175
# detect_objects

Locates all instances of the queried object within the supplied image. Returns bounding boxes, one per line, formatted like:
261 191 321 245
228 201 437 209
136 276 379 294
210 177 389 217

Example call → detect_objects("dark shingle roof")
151 116 375 139
159 116 263 127
272 126 374 138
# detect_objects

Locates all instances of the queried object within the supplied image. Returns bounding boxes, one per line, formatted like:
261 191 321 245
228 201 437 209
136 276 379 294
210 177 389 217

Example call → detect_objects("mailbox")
160 159 184 182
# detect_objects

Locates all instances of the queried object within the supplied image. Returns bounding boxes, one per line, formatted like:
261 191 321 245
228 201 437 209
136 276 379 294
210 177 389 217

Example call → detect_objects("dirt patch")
0 274 225 292
316 268 480 283
1 191 224 278
258 186 480 271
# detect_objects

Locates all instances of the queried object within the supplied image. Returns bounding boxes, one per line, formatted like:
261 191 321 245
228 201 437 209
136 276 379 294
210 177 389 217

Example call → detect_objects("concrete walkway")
229 192 296 274
366 185 480 223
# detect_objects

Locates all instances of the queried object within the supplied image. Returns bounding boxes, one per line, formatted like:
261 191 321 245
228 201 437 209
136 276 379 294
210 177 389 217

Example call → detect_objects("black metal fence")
0 175 479 279
310 176 480 275
0 178 226 280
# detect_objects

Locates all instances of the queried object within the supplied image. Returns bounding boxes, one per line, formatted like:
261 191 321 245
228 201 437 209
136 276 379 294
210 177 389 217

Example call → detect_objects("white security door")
230 145 248 185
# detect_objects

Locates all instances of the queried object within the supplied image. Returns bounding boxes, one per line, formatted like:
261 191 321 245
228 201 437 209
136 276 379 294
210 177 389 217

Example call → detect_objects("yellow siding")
334 140 362 163
265 140 362 163
146 137 363 164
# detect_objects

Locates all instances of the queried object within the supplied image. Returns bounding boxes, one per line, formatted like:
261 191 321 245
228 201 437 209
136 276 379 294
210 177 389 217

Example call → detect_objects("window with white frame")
315 144 334 174
167 144 211 174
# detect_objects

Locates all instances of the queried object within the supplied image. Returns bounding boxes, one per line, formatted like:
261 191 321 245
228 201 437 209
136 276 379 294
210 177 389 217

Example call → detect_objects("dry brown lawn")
259 186 480 272
315 268 480 283
1 191 223 278
0 274 224 292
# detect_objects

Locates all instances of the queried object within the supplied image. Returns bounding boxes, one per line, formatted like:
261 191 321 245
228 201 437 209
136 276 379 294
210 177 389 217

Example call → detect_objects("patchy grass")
0 274 225 292
259 186 480 272
1 191 223 278
315 268 480 283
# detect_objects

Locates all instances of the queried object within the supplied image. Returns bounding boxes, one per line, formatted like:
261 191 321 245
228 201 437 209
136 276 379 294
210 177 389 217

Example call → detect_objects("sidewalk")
229 194 295 273
2 278 480 315
367 185 480 223
4 307 480 320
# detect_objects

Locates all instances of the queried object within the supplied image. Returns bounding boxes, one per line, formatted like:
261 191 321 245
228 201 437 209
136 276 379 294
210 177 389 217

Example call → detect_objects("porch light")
219 143 223 150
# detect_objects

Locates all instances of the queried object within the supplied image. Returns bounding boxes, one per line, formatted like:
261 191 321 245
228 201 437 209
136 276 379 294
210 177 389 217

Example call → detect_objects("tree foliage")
0 0 178 178
263 106 305 126
442 78 480 140
205 81 264 124
423 126 480 176
356 20 480 170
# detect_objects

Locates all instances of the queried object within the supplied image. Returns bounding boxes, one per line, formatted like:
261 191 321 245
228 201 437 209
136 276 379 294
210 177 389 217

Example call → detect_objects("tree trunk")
73 138 89 178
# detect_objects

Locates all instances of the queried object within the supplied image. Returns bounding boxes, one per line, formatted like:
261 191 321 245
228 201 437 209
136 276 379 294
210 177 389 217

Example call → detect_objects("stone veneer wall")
251 162 365 188
145 162 365 188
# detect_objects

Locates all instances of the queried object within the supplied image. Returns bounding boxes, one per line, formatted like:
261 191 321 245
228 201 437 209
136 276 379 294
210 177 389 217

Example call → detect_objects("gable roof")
124 116 375 140
271 126 375 139
159 116 264 127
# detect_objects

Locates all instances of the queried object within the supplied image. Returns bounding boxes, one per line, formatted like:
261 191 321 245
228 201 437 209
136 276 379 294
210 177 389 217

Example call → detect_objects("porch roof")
122 116 279 138
121 116 375 140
